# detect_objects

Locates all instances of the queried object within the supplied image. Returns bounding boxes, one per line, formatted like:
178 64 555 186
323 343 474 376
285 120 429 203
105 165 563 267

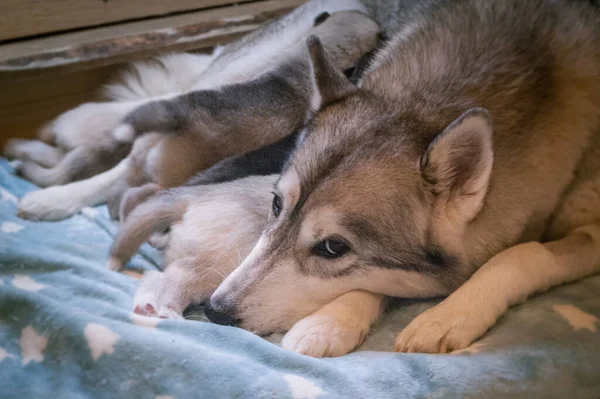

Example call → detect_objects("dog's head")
208 38 495 334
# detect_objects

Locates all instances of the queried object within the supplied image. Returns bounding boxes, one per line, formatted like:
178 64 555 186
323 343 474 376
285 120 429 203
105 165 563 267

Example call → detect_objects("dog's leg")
133 258 226 319
394 223 600 354
4 139 65 168
16 140 130 188
16 147 92 187
132 271 164 317
18 159 128 221
106 178 131 220
119 183 162 222
281 290 384 357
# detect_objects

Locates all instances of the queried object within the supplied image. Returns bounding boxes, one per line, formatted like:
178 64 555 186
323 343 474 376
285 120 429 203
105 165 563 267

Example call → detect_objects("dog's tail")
107 190 188 271
113 91 206 142
112 96 191 142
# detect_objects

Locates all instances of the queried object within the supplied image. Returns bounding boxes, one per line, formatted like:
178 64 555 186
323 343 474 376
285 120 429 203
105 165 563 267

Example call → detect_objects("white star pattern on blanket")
553 304 599 333
0 347 17 362
12 275 45 292
84 323 120 361
284 374 324 399
1 221 24 233
20 326 48 365
0 187 17 203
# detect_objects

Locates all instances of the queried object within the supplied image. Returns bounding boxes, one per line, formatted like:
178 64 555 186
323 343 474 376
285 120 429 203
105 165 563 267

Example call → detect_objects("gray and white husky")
109 0 600 359
197 0 599 357
10 0 379 221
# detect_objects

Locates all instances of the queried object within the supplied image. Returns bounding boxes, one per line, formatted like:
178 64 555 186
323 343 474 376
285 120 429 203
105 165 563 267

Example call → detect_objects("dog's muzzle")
204 299 240 327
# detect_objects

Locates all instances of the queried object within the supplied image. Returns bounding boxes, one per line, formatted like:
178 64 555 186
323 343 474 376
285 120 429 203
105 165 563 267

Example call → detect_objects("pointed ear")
420 108 494 223
306 35 357 111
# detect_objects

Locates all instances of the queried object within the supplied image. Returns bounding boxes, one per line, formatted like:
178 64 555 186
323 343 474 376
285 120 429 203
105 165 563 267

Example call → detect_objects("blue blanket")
1 158 599 398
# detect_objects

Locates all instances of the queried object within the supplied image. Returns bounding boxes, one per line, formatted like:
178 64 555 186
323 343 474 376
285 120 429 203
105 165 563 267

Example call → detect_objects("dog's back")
191 0 370 89
359 0 600 265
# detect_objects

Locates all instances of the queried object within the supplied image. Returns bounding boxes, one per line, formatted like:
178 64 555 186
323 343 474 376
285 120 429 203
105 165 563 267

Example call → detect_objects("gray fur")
207 0 600 345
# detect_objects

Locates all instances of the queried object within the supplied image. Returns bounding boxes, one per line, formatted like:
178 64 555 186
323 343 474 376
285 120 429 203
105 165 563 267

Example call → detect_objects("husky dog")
198 0 600 357
14 3 380 221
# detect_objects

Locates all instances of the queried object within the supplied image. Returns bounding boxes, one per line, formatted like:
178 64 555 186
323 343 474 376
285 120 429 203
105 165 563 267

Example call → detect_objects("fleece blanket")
0 157 599 399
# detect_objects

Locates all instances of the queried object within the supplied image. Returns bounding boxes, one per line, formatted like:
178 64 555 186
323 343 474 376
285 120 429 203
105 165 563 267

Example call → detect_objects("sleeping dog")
201 0 600 356
10 3 380 222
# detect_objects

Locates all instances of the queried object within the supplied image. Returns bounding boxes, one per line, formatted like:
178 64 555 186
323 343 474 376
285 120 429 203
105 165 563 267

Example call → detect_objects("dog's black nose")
204 300 239 326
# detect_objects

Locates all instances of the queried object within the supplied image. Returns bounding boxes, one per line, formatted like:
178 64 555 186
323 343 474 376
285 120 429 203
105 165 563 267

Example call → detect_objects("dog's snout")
204 300 239 327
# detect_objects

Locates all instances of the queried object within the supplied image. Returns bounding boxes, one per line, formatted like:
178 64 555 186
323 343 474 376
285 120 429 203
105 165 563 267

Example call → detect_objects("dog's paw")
156 306 184 320
281 314 368 358
394 303 491 354
148 232 170 249
132 272 184 320
106 257 124 272
133 302 183 320
18 187 80 221
134 303 158 317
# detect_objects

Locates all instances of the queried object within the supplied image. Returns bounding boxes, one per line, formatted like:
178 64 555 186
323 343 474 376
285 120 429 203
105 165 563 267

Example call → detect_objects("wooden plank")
0 0 254 42
0 63 123 147
0 0 303 79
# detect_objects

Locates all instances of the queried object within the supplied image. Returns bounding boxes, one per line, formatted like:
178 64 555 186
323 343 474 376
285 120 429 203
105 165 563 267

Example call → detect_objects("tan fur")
209 0 600 356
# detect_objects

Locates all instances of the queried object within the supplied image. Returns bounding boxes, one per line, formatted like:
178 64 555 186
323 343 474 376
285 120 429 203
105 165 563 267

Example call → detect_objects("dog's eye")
313 239 350 259
272 193 282 217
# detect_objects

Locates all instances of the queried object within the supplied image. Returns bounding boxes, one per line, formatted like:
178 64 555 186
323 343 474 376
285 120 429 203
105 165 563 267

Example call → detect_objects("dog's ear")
420 108 494 223
306 35 357 111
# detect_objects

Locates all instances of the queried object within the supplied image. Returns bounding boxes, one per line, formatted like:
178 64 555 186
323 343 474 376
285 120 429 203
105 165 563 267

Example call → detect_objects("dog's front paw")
281 314 368 358
394 303 492 354
18 187 79 221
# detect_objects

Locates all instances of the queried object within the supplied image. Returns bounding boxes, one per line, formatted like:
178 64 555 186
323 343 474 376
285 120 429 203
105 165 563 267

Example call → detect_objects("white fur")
18 160 128 221
51 102 143 150
132 270 185 319
113 124 135 142
104 53 215 101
